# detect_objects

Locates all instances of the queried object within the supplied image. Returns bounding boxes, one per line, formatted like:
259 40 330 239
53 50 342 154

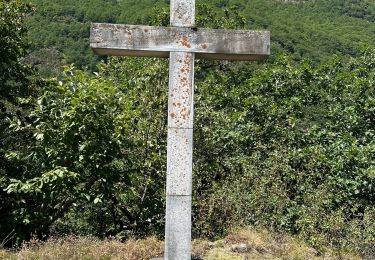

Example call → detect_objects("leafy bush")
193 50 374 256
0 0 41 245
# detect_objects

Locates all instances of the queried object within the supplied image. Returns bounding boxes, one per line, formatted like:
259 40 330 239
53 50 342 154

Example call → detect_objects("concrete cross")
90 1 269 259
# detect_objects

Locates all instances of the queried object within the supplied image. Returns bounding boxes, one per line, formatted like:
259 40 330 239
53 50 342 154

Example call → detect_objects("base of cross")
151 257 202 260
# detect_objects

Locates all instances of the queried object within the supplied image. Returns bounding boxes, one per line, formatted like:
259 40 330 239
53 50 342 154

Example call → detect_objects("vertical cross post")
165 1 195 259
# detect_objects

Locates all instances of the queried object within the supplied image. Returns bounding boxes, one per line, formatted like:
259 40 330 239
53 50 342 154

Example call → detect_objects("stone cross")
90 1 269 259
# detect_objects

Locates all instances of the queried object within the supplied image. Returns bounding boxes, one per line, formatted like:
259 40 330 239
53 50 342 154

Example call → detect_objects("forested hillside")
24 0 375 72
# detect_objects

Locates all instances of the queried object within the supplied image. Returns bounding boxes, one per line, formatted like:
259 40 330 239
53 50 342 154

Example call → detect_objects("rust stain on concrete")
180 36 191 48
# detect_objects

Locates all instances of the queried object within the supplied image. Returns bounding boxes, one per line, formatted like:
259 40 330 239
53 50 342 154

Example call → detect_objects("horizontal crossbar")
90 23 270 61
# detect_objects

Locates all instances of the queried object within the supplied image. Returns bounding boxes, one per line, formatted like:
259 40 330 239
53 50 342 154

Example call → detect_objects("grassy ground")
0 227 361 260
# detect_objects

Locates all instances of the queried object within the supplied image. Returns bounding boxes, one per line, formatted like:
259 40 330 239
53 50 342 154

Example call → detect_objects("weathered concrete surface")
165 50 195 259
90 24 270 61
165 195 192 260
164 1 196 259
166 128 193 196
171 0 195 27
168 52 195 129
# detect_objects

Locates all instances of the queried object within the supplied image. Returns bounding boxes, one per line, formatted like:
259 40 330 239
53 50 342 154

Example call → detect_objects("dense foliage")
192 51 375 254
0 0 41 245
1 0 374 258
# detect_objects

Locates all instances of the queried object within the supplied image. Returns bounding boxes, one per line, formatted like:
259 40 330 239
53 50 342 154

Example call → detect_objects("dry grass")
1 236 163 260
198 227 362 260
0 227 362 260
